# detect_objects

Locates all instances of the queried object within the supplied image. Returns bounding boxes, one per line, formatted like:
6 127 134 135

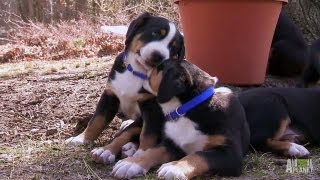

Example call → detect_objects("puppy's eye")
160 29 167 36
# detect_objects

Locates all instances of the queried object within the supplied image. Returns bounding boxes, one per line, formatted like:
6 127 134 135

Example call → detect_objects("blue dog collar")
121 52 148 80
165 86 215 121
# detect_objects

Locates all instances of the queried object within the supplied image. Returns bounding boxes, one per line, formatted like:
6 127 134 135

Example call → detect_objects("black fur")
125 12 152 49
239 87 320 152
108 52 126 80
267 12 309 77
302 39 320 87
170 31 185 61
138 97 164 140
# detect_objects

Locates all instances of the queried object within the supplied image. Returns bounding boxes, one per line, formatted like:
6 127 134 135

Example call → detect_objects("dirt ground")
0 57 319 180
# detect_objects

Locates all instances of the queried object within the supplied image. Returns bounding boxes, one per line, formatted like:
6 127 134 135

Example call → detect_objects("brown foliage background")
0 0 179 63
0 0 319 63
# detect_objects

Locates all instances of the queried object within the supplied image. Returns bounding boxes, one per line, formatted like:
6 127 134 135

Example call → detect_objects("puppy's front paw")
112 159 147 179
122 142 138 158
287 143 310 157
65 135 92 146
158 162 188 180
91 147 116 164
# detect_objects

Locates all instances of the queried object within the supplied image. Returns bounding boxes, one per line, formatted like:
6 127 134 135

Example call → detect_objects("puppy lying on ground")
268 11 320 87
302 39 320 87
239 87 320 157
111 59 250 179
65 12 185 164
267 12 308 77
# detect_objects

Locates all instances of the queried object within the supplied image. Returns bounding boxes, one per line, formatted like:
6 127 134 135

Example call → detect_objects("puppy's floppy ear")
171 33 185 60
157 68 186 103
125 12 152 46
177 35 185 61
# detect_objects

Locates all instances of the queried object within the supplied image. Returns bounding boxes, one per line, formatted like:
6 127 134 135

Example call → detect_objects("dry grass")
1 140 319 179
1 58 319 179
0 57 114 78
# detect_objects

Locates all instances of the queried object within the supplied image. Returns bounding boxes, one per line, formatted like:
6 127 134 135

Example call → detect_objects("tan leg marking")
82 115 107 141
273 117 290 139
204 135 226 150
138 123 157 150
105 127 141 154
81 84 114 140
126 146 172 170
170 154 209 179
266 139 291 152
266 117 291 152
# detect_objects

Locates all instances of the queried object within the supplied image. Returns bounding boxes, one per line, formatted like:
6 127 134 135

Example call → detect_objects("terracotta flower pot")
175 0 288 85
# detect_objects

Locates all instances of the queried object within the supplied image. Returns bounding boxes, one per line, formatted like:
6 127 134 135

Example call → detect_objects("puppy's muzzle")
146 51 165 67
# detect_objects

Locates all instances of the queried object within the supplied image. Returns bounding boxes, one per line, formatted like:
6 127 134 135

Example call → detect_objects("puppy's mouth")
136 57 159 71
137 49 141 56
135 49 164 70
135 54 150 70
145 59 160 68
135 49 154 70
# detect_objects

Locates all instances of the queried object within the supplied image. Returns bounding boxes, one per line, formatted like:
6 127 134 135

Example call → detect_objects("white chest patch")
160 98 208 154
164 117 208 154
111 70 144 119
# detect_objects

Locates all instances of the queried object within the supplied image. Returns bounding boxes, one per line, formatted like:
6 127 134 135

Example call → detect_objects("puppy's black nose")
150 51 164 65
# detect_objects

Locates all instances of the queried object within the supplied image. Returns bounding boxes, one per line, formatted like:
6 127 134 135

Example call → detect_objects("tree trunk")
17 0 33 22
75 0 88 19
64 0 75 20
284 0 320 43
91 0 99 17
53 0 63 21
33 0 45 22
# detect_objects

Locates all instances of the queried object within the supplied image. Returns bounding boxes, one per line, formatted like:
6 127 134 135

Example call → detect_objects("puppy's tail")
300 39 320 87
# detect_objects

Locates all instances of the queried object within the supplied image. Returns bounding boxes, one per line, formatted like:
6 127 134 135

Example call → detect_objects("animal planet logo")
286 159 313 173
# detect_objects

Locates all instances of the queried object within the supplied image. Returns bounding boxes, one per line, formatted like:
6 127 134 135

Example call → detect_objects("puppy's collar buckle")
166 107 185 121
165 86 215 121
122 52 148 80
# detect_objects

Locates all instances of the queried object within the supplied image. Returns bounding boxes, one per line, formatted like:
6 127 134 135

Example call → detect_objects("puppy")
65 12 185 164
112 60 250 179
302 39 320 87
239 87 320 157
267 11 309 77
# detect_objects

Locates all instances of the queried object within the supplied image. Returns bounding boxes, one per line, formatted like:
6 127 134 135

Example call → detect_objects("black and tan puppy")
302 39 320 87
65 12 185 164
267 11 309 77
112 60 250 179
268 11 320 87
239 87 320 157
